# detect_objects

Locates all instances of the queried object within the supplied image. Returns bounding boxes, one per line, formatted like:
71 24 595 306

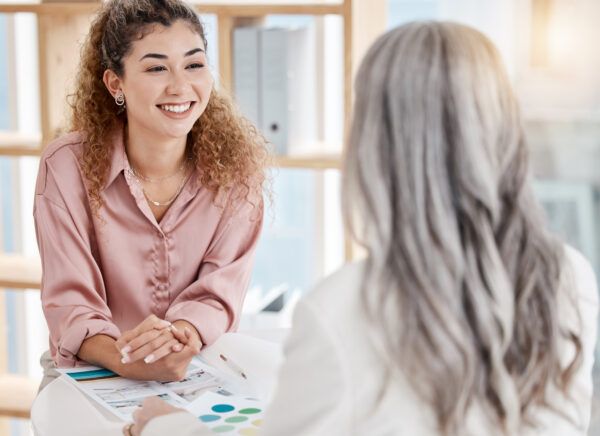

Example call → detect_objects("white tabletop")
32 377 125 436
31 329 288 436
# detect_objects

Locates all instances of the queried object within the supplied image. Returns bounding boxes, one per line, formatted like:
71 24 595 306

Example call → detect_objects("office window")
234 14 346 328
388 0 437 27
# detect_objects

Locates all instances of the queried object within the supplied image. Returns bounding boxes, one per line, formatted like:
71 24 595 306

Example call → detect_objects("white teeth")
160 103 191 113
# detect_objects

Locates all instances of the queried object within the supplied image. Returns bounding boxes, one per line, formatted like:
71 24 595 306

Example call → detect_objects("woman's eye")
146 66 167 72
186 63 204 70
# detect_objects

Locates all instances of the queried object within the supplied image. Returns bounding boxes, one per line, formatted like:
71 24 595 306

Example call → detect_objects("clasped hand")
115 315 202 382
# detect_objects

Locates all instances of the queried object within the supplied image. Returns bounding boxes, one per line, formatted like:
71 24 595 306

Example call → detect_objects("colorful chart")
189 392 265 435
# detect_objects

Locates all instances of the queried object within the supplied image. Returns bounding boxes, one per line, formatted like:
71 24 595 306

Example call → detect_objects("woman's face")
112 20 213 142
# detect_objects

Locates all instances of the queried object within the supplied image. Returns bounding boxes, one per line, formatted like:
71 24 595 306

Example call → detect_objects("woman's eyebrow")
139 53 167 61
139 48 204 61
184 48 204 57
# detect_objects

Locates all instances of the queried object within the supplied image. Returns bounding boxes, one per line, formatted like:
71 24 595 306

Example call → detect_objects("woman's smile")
157 101 195 118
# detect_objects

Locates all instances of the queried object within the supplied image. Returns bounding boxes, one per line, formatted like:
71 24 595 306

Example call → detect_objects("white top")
143 246 599 436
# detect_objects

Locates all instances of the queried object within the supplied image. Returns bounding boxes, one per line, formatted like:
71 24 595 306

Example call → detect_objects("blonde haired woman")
34 0 268 388
131 21 597 436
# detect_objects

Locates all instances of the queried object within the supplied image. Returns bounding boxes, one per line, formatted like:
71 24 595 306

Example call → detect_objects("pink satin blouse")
34 125 263 367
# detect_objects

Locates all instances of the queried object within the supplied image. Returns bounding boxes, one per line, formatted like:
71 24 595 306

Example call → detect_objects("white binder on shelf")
260 27 289 155
233 26 261 126
233 25 317 156
286 26 317 154
259 26 316 156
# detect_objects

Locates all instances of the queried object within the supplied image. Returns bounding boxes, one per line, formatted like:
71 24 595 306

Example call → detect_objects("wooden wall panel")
0 159 7 435
37 13 93 146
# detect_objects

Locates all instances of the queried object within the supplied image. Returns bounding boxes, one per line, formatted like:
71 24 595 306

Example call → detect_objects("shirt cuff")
141 412 211 436
53 318 121 367
165 300 232 346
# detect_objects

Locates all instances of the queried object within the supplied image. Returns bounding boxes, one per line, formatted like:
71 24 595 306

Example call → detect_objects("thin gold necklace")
128 165 189 207
130 158 188 183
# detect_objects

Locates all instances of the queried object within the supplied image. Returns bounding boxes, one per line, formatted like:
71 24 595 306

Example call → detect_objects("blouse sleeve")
34 149 121 367
165 196 263 346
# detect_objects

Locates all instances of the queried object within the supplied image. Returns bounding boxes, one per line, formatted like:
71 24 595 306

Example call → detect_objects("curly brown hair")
69 0 269 215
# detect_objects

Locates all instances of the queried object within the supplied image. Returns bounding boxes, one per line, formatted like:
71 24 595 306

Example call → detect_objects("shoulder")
41 131 87 163
36 131 88 198
303 260 365 309
563 245 598 301
558 244 598 358
222 177 265 219
295 260 366 332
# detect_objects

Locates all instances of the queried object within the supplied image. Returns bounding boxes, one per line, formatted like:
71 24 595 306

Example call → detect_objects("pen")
219 353 247 379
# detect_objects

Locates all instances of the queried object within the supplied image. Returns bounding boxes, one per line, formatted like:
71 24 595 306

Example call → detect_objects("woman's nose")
166 70 186 95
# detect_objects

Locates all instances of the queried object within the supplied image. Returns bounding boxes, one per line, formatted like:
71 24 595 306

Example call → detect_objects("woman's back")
261 245 597 435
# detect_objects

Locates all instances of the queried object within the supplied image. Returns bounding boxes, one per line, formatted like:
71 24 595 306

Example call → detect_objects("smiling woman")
103 22 213 152
33 0 269 393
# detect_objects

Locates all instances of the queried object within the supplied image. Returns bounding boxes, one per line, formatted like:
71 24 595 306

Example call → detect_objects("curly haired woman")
34 0 269 389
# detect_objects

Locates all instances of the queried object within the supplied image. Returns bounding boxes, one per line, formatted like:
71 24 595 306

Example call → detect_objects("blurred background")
1 0 599 434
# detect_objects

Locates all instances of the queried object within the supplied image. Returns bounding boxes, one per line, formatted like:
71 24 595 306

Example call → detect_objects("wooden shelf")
0 131 343 170
0 253 41 290
0 1 344 15
195 3 343 15
0 374 39 418
193 0 343 4
274 154 341 169
0 131 42 156
0 2 99 14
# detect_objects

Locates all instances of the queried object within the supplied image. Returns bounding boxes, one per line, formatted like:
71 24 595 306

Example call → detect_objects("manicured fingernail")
173 344 182 351
170 325 178 332
121 355 130 364
160 320 171 328
121 345 131 354
144 354 155 364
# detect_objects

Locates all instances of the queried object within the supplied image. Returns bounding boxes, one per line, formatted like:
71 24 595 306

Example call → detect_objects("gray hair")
342 21 581 435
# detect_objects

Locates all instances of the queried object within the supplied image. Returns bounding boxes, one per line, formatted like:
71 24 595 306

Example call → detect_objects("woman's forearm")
77 334 151 379
78 334 126 372
77 333 197 382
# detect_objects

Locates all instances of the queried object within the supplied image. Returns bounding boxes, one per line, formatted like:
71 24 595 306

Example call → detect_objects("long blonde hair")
69 0 269 215
343 21 582 435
